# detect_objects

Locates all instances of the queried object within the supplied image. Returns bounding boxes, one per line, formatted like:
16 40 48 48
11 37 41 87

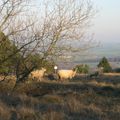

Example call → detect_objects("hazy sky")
30 0 120 62
32 0 120 43
92 0 120 43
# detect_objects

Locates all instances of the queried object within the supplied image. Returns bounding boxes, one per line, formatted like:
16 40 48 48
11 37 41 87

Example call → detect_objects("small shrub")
98 57 112 73
113 68 120 73
75 64 89 74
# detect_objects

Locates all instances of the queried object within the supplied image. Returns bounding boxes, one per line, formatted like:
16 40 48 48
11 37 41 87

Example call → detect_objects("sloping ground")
0 76 120 120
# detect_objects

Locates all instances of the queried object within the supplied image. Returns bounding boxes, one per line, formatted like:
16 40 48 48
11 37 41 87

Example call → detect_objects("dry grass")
0 101 11 120
0 75 16 81
41 94 64 104
87 80 114 87
0 78 16 93
42 111 65 120
104 73 120 76
17 107 37 120
0 74 119 120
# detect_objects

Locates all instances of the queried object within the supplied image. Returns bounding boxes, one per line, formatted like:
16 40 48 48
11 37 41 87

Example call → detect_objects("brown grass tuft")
88 80 114 87
42 111 65 120
41 95 64 104
0 101 11 120
17 107 37 120
104 73 120 76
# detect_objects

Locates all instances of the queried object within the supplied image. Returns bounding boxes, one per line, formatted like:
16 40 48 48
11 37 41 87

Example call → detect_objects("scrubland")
0 74 120 120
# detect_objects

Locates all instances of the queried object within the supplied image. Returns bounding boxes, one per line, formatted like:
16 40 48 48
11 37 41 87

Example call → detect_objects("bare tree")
30 0 96 61
0 0 28 34
0 0 95 82
0 0 33 61
0 0 37 81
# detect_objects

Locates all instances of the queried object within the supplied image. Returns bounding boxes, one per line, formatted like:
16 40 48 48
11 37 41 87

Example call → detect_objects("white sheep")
57 68 77 81
29 68 46 81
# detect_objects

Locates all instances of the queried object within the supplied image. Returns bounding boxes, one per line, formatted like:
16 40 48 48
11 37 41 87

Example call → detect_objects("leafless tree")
29 0 96 61
0 0 96 82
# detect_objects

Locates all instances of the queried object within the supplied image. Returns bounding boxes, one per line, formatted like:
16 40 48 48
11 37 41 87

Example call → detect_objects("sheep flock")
29 67 77 82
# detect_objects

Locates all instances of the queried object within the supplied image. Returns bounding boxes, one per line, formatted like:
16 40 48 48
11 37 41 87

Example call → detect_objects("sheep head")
41 67 46 72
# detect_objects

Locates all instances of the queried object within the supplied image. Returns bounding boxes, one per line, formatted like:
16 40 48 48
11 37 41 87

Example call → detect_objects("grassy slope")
0 75 120 120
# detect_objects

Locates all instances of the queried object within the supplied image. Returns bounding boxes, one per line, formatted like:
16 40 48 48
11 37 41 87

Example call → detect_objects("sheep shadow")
45 74 59 81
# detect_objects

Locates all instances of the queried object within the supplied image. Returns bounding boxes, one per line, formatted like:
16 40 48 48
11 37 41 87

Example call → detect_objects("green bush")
75 64 89 74
97 57 112 73
113 68 120 73
0 31 54 79
0 31 20 75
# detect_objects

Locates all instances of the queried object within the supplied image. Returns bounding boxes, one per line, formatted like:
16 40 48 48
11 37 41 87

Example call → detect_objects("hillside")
0 74 120 120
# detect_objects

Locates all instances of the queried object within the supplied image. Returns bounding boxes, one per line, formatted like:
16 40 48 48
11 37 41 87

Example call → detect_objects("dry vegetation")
0 75 120 120
104 73 120 76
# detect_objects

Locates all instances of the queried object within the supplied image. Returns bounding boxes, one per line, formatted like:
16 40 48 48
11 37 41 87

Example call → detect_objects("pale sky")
91 0 120 43
29 0 120 62
31 0 120 43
